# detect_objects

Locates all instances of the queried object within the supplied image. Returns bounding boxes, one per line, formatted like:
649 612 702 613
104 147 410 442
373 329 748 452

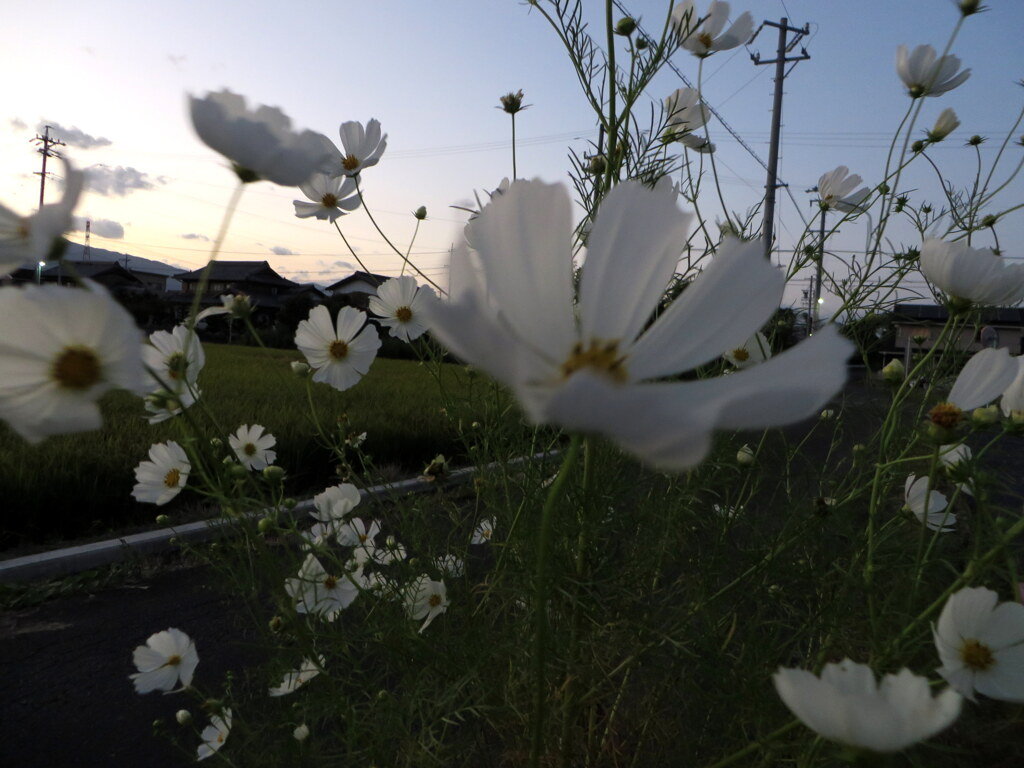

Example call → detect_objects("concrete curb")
0 454 553 583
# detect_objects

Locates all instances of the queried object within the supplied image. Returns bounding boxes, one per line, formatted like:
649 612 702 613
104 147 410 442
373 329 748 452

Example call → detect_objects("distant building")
326 271 388 310
890 303 1024 366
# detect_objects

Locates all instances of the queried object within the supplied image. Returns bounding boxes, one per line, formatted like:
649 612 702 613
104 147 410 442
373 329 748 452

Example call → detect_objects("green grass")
0 343 498 550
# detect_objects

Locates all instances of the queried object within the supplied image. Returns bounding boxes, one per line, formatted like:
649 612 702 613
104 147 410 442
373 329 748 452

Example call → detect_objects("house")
326 271 389 310
889 303 1024 367
169 261 301 324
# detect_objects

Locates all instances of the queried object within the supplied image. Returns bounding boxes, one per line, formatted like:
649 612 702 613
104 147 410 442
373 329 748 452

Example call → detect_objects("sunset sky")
2 0 1022 310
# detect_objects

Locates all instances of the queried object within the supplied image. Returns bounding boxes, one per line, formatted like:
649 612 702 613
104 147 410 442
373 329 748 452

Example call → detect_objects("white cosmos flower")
293 172 361 222
189 89 332 186
817 166 871 213
896 44 971 98
130 627 199 694
920 238 1024 308
406 574 449 634
664 87 712 150
336 517 381 548
132 441 191 505
1000 355 1024 417
723 331 770 369
197 709 231 762
144 387 199 425
285 554 360 620
672 0 754 57
195 293 253 324
143 323 204 392
435 553 465 578
0 157 84 275
368 276 437 342
294 305 381 391
423 180 852 471
773 659 962 752
328 119 387 178
310 483 362 522
229 423 277 470
471 517 495 545
0 282 144 443
950 348 1017 409
904 474 954 532
268 656 325 697
934 586 1024 702
928 108 960 142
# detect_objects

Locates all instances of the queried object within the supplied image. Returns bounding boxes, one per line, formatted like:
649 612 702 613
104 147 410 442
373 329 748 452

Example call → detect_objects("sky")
2 0 1023 312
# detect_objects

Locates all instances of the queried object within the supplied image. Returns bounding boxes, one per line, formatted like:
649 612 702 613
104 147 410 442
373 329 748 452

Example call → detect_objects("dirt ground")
1 561 254 767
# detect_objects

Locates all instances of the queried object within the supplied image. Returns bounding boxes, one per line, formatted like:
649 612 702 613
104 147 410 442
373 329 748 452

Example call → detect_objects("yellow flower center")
217 732 225 744
51 346 102 390
358 532 368 542
342 154 360 172
164 468 181 488
731 348 750 362
428 594 442 608
929 402 963 429
329 340 349 360
321 193 339 208
17 218 30 239
323 575 338 589
697 32 714 49
243 443 257 456
166 654 181 667
166 351 187 381
561 339 627 384
960 638 995 671
395 306 413 323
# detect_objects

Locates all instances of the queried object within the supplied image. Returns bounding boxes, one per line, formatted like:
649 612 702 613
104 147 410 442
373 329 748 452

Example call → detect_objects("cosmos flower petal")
628 238 783 380
948 347 1016 410
578 181 692 346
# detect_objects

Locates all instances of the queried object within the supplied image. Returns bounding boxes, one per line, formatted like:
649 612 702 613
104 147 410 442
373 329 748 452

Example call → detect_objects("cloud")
85 165 162 197
8 117 27 132
271 246 296 256
37 121 111 149
332 260 358 270
181 233 210 241
72 216 125 240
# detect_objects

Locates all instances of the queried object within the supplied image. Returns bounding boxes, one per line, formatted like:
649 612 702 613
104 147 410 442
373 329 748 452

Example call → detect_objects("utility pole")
751 18 810 260
32 125 66 209
83 220 91 262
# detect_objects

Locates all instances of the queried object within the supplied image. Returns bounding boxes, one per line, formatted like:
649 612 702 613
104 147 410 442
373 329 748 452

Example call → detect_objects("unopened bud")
293 724 310 742
968 134 984 146
587 155 607 175
290 360 310 376
736 444 755 466
881 359 905 382
268 615 284 633
155 514 171 526
263 465 286 484
615 16 637 36
414 206 427 220
959 0 984 16
972 404 1000 425
175 710 192 725
210 437 223 449
257 517 273 533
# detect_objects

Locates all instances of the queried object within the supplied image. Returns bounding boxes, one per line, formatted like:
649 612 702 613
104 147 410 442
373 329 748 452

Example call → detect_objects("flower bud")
911 139 926 153
967 134 984 146
615 16 637 35
268 615 284 633
175 709 192 725
155 514 171 526
969 404 999 426
981 213 998 228
257 516 274 533
263 465 286 484
636 36 649 50
959 0 984 15
736 444 755 466
819 409 834 421
290 360 310 376
881 359 905 382
293 724 310 742
283 498 297 510
414 206 427 220
498 89 526 115
228 462 249 480
587 155 607 175
210 437 223 449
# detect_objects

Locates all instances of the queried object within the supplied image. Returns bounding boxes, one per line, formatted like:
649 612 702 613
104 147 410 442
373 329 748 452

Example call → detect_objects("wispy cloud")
271 246 296 256
85 165 163 197
37 121 111 149
181 233 209 241
72 216 125 240
8 117 27 132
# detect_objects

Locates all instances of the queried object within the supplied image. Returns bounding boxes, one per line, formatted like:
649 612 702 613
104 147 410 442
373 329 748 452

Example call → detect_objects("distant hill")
59 245 187 277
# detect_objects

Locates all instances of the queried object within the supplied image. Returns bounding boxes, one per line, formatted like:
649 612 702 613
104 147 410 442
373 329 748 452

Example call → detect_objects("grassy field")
0 343 504 550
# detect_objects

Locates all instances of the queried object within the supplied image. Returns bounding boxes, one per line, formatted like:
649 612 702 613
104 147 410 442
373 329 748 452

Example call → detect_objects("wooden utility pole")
32 125 66 209
751 18 810 259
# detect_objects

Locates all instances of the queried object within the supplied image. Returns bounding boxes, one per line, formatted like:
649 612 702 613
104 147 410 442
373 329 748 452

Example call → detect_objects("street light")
36 261 45 284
